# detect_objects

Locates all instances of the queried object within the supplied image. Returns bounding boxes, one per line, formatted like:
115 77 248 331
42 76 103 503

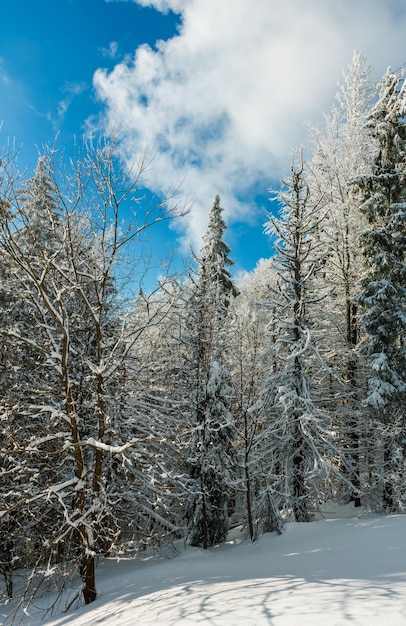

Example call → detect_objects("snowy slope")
3 510 406 625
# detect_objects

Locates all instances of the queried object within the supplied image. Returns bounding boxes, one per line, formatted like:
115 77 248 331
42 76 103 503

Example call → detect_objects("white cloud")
93 0 406 252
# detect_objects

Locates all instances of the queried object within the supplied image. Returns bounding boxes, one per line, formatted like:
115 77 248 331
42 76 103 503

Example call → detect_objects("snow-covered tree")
200 194 239 308
229 259 277 539
349 68 406 510
117 282 190 552
257 156 344 524
186 195 238 548
0 140 186 608
0 156 67 604
307 52 376 505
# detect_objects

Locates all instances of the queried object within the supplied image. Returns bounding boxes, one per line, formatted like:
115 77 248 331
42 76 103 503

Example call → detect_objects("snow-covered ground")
2 506 406 625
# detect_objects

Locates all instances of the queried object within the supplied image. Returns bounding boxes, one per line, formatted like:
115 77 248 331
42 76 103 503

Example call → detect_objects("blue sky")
0 1 178 158
1 0 406 281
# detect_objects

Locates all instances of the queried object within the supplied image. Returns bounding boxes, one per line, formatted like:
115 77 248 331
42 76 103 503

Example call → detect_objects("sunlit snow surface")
3 505 406 625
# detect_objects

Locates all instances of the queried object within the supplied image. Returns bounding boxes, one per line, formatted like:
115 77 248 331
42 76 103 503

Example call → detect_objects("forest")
0 51 405 616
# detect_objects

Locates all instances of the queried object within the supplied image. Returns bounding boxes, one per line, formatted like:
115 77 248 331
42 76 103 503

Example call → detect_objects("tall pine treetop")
18 155 61 250
200 194 239 299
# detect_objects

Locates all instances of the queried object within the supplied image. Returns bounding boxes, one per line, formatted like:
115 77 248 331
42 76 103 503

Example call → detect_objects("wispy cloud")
26 81 87 131
26 81 87 130
130 0 185 12
100 41 120 59
0 58 11 85
63 81 87 97
93 0 406 251
57 81 87 123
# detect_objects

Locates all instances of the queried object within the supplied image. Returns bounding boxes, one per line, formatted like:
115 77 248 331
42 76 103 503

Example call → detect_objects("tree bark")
80 552 97 604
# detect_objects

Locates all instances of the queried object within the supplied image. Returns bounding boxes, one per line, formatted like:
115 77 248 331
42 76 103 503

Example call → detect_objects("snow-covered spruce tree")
306 52 376 506
0 156 68 605
349 68 406 511
257 156 345 524
186 195 239 549
0 141 186 610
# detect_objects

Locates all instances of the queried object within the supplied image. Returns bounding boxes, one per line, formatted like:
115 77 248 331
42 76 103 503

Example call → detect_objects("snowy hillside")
3 509 406 625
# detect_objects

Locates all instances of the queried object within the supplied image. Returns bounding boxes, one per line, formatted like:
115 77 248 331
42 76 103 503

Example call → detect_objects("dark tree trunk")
244 410 255 541
0 537 13 598
292 445 309 522
383 443 395 512
201 485 209 550
344 297 362 507
80 552 97 604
